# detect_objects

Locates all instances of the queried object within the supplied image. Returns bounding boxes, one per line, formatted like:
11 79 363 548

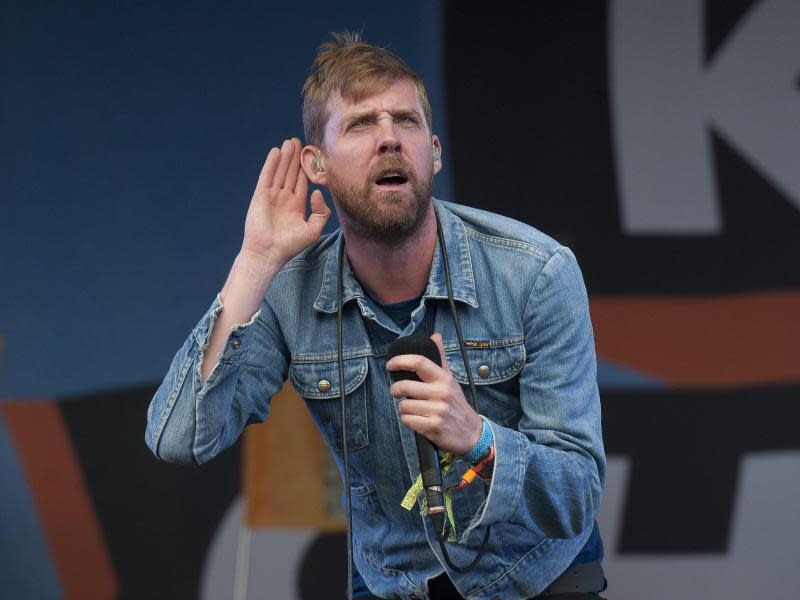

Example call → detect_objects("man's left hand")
387 333 483 455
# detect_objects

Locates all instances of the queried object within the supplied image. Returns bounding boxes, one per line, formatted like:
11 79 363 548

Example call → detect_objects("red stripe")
1 400 118 600
590 290 800 388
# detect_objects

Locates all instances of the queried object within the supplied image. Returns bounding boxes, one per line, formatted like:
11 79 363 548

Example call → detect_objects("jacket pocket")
290 355 369 451
445 339 526 427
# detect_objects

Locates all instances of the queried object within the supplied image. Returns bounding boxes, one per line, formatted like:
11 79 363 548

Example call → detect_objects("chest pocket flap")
289 355 368 399
445 338 525 385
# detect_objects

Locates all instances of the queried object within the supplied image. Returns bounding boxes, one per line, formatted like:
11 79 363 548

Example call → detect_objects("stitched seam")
153 345 195 448
470 534 550 597
507 432 526 522
359 547 424 590
291 336 525 364
523 247 565 335
292 347 374 362
445 335 524 350
456 217 478 297
290 358 368 397
465 227 552 259
451 354 525 385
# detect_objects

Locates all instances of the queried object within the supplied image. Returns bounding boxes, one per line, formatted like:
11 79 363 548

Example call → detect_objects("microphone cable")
337 237 354 600
434 210 491 572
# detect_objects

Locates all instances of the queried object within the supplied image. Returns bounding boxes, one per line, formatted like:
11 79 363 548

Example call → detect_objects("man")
146 32 607 600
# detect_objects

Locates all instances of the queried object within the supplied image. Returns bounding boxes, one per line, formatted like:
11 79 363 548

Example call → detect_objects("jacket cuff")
461 418 526 540
191 293 262 392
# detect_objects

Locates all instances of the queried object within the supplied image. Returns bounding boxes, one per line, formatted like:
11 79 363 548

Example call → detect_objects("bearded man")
146 32 607 600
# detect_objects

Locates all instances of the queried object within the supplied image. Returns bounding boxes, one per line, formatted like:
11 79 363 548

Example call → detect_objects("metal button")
231 339 241 349
318 379 331 392
477 364 491 378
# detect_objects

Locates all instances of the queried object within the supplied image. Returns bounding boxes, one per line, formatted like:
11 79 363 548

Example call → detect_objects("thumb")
430 333 449 370
308 189 330 231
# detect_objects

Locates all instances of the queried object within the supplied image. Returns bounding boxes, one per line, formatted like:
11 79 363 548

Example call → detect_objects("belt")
535 561 606 596
419 561 605 599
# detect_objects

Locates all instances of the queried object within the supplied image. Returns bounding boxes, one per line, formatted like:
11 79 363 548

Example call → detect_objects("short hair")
302 31 433 149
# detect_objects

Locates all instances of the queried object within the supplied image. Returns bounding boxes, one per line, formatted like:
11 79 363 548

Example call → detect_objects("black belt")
420 561 605 599
535 561 606 596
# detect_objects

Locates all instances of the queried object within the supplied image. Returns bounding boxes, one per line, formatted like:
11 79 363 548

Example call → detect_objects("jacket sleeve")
463 247 605 541
145 293 289 465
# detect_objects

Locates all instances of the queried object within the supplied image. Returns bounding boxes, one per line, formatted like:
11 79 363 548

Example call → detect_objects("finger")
283 138 302 191
397 398 443 418
257 147 281 191
272 139 294 189
399 413 440 438
391 380 442 402
387 354 444 383
430 333 449 370
293 154 309 198
307 189 330 233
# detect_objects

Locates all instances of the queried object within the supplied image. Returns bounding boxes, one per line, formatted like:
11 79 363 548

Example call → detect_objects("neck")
342 204 437 304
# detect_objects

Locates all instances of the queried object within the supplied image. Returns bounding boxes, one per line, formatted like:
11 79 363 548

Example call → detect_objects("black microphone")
388 335 446 536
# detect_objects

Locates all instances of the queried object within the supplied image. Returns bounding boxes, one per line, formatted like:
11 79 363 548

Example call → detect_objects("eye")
348 119 371 130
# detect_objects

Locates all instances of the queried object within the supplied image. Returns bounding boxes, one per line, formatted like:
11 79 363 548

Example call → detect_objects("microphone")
388 335 446 536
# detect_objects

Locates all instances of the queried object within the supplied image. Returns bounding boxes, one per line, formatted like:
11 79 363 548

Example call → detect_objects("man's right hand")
201 138 330 383
241 137 330 267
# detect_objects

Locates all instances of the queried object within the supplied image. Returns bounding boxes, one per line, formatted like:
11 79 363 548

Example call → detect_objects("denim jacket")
145 200 606 600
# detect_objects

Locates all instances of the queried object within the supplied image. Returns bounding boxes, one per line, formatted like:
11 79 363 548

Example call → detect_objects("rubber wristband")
463 417 494 464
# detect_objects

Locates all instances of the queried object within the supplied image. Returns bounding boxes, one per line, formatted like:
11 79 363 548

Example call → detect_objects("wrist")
462 417 494 464
235 249 284 285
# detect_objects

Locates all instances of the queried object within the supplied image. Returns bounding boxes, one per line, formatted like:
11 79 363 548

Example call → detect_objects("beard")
326 155 434 245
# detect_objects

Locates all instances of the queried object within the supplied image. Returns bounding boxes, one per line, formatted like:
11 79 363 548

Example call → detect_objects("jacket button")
231 339 241 349
477 364 491 378
318 379 331 392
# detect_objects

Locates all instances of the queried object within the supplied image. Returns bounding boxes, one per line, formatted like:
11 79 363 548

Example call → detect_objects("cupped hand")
241 138 330 266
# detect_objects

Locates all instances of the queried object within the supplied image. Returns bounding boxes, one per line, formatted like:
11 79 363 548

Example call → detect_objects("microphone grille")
387 335 441 367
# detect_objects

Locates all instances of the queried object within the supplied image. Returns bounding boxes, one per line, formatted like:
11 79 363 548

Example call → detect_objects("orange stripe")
590 290 800 388
1 400 118 600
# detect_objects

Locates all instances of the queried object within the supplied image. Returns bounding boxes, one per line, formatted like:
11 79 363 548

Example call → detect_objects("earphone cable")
337 236 354 600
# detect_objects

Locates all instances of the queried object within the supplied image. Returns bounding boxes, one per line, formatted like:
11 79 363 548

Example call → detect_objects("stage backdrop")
1 1 798 599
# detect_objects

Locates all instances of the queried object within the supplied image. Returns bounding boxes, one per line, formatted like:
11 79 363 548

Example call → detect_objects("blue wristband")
463 417 493 464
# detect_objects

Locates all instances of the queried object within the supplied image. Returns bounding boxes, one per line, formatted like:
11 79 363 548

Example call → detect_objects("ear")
432 135 443 175
301 144 327 186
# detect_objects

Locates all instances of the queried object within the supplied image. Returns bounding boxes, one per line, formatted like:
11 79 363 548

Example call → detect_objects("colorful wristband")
463 417 494 464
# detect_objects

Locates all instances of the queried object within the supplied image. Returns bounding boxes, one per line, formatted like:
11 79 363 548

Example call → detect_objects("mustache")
367 156 416 182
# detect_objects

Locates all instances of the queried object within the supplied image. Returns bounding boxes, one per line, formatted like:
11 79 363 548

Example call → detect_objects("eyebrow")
342 108 422 128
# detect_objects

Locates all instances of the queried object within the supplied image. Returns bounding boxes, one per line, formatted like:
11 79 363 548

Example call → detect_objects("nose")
377 119 401 155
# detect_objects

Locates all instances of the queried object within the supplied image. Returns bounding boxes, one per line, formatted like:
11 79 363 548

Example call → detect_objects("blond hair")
302 31 433 148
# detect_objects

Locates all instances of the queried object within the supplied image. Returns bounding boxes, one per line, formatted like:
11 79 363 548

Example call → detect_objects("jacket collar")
313 199 478 314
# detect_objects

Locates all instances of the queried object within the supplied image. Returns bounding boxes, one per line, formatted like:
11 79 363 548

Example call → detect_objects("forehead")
324 79 423 127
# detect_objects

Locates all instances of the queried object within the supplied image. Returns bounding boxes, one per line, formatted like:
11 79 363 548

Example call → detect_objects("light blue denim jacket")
146 200 606 600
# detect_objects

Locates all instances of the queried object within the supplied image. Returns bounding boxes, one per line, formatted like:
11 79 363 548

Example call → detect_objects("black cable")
435 212 478 411
337 236 354 600
434 210 491 572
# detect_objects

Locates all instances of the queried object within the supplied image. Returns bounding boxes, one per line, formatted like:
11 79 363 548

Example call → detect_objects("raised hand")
241 138 330 267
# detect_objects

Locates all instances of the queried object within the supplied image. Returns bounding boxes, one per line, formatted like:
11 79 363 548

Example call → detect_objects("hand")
387 333 483 455
241 138 331 267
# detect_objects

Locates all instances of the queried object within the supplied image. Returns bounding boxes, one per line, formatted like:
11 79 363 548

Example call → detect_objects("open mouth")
374 169 410 186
